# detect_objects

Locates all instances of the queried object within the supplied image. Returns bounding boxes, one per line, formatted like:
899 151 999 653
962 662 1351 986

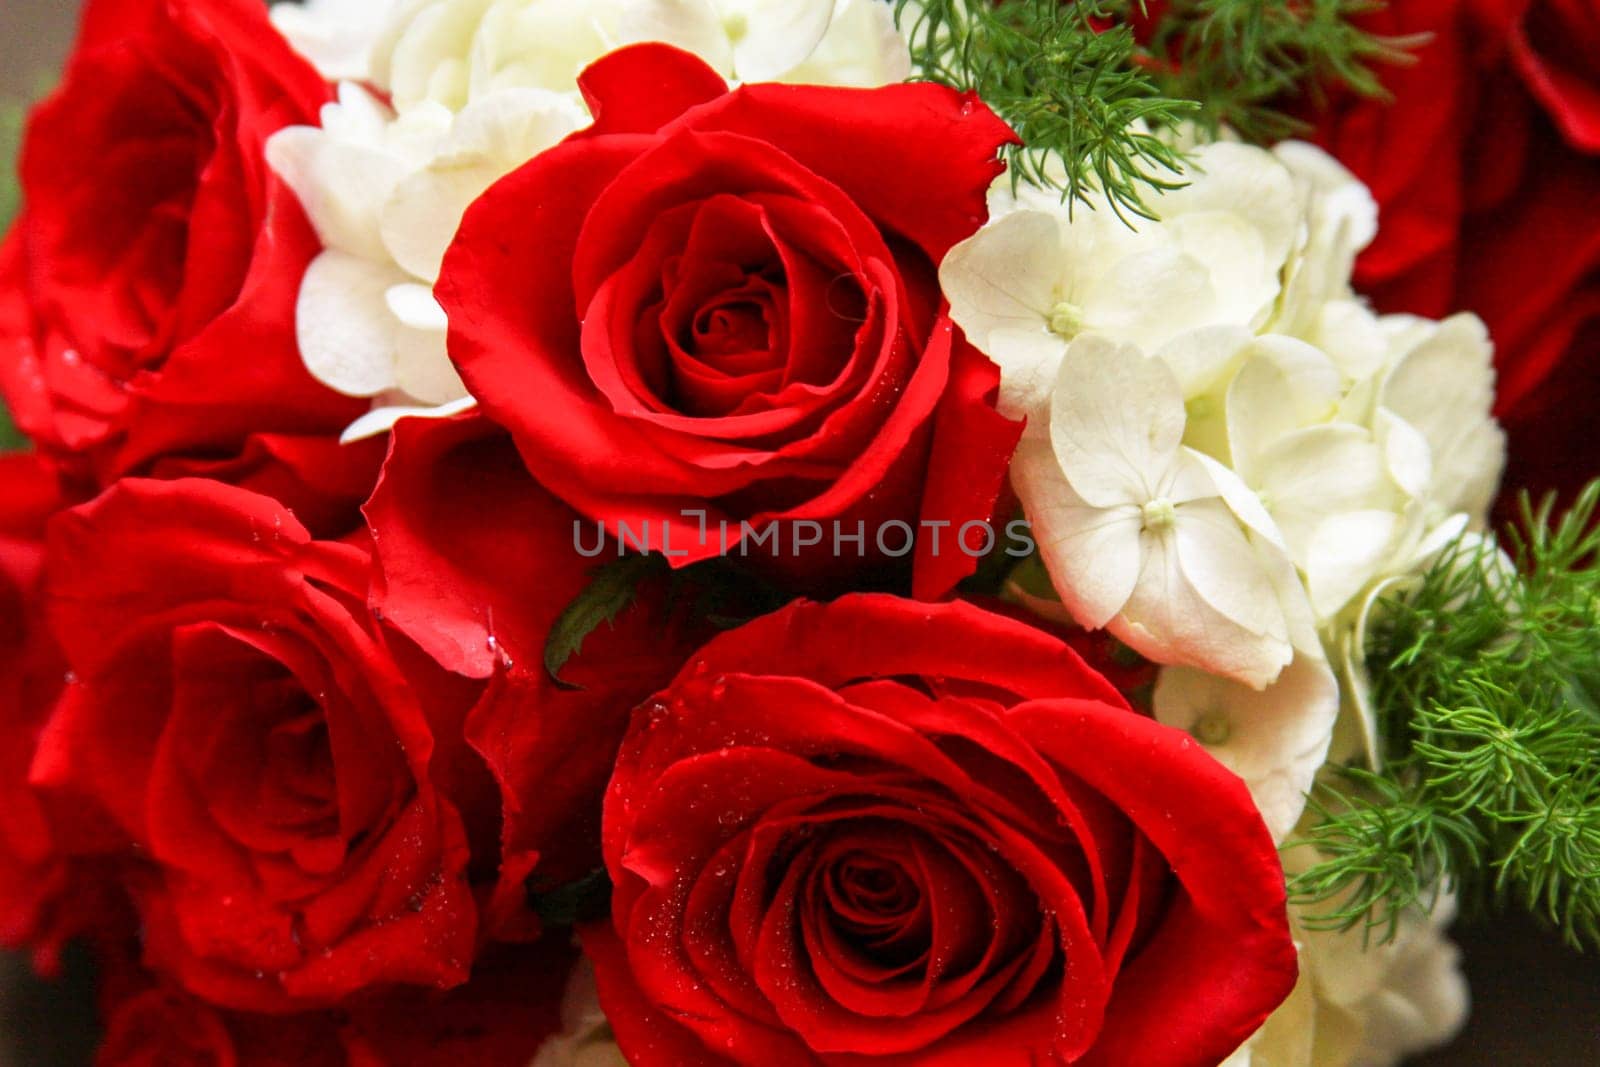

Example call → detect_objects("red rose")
1510 0 1600 152
1309 0 1481 314
438 45 1022 598
32 479 482 1012
1308 0 1600 499
1453 131 1600 505
0 0 380 529
366 414 707 938
586 595 1296 1066
0 453 74 967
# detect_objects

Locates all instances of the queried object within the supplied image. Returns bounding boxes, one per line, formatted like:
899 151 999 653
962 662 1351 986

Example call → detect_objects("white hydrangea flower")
529 957 627 1067
942 140 1302 418
271 0 407 82
374 0 905 114
1226 852 1469 1067
1012 335 1320 689
1154 654 1338 842
267 84 587 439
950 131 1508 839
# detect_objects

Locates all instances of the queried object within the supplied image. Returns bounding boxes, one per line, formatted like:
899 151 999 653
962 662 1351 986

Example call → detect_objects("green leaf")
895 1 1409 220
896 0 1192 220
1148 0 1421 145
543 553 667 687
2 97 25 453
0 403 20 453
1290 481 1600 950
527 868 612 927
0 97 21 232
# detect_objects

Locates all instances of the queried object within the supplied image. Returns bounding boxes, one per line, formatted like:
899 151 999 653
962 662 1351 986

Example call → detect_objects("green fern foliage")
894 0 1408 217
1292 484 1600 949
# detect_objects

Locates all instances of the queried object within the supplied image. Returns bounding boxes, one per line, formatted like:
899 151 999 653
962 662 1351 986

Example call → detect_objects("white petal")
1380 314 1494 437
1326 513 1475 768
1166 210 1275 328
1305 510 1404 621
985 329 1071 427
1274 140 1377 257
1156 325 1254 462
385 283 450 331
1080 244 1217 351
1225 336 1342 473
296 251 409 398
781 0 911 87
1012 435 1143 629
445 86 589 160
1375 408 1434 501
1049 336 1186 508
1154 654 1339 841
617 0 736 74
1164 141 1300 270
1332 598 1385 768
381 88 586 280
380 164 484 281
393 321 469 405
341 395 480 444
1441 420 1507 523
940 211 1064 351
1269 141 1377 336
1379 313 1505 518
324 80 399 141
377 0 485 111
1115 525 1294 689
1310 299 1388 383
267 118 406 262
1156 324 1255 400
1190 451 1322 659
1173 498 1290 647
1188 449 1287 553
466 0 620 100
1254 422 1393 564
720 0 836 80
270 0 404 82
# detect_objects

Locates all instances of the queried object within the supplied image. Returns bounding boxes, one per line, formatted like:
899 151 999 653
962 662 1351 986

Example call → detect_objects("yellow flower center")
1048 300 1086 338
1193 710 1232 746
1142 498 1178 532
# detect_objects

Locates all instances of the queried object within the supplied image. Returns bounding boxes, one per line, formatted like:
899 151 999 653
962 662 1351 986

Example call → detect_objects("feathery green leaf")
1291 483 1600 949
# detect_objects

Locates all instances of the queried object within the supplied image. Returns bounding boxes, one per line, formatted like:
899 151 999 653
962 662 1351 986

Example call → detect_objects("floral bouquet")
1 1 1597 1064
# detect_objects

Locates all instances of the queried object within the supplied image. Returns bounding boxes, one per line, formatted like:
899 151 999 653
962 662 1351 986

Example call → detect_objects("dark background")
0 0 1595 1063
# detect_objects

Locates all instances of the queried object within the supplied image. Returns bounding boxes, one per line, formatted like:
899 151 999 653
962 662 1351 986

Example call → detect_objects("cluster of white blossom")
267 0 910 439
944 136 1504 841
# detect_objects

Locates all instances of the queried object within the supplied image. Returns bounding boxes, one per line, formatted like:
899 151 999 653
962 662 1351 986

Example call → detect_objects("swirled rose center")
599 191 873 424
692 296 776 361
823 850 929 962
